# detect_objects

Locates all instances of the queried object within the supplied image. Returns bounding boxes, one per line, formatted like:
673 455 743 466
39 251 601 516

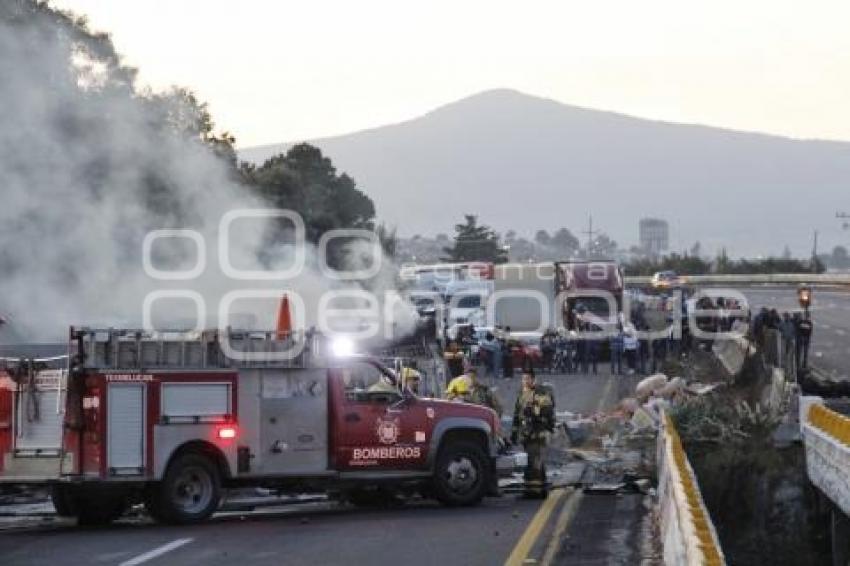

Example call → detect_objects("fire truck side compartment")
106 383 145 475
235 368 329 477
15 370 66 454
0 369 68 481
152 378 237 480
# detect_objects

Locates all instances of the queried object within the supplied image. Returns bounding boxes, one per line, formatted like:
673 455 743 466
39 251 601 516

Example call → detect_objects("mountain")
239 89 850 257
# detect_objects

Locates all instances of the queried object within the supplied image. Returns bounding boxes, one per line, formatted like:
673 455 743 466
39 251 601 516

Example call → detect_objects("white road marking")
119 538 194 566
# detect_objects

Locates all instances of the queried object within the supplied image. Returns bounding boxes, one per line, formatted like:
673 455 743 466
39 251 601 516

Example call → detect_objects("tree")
443 215 508 263
831 245 849 269
242 143 376 244
690 241 702 258
534 230 551 247
587 233 617 258
714 247 731 273
551 228 580 253
509 237 536 261
375 223 397 258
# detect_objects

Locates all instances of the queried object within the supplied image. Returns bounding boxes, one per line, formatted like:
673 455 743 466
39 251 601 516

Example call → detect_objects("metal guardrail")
658 412 726 566
626 273 850 286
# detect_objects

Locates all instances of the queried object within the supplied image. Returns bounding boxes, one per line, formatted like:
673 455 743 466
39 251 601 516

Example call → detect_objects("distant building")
639 218 669 254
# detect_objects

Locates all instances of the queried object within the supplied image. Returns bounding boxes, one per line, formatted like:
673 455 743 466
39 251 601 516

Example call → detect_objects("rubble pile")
531 370 735 495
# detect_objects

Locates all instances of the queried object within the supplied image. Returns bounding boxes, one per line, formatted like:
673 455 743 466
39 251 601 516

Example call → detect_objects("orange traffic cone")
276 294 292 340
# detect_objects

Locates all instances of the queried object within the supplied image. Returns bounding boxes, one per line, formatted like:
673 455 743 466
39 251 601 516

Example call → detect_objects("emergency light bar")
331 336 356 357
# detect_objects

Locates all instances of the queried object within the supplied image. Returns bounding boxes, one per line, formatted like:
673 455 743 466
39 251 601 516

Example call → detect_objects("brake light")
218 426 237 440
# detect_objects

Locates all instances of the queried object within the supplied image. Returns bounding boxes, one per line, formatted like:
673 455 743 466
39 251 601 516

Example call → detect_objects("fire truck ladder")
73 327 329 370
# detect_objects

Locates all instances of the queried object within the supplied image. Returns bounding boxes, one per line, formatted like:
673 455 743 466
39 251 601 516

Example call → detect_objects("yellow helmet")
401 367 422 384
446 375 471 397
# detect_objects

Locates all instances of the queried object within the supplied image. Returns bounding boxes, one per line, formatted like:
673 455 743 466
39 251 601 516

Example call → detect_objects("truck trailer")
492 260 624 333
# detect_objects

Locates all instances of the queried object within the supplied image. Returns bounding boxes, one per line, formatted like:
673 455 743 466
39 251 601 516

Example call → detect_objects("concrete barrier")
710 322 752 377
658 412 726 566
800 397 850 517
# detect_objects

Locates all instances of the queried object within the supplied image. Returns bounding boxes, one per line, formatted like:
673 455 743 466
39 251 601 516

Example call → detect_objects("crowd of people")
751 307 814 372
540 324 682 377
441 323 684 384
438 294 816 384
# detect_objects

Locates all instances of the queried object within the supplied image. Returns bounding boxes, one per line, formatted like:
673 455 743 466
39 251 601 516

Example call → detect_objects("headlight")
331 336 356 357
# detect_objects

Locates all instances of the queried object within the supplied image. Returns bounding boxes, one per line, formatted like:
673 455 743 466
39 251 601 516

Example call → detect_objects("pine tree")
442 215 508 263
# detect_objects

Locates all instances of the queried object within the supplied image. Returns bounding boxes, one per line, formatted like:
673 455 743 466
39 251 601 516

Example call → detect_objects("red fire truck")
0 328 510 525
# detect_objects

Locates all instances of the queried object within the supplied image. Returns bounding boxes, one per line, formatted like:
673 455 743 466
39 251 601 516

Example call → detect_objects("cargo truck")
492 260 624 333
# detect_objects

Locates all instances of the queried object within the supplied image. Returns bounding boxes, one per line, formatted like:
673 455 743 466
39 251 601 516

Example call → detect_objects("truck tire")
432 441 489 507
50 485 76 517
146 452 221 524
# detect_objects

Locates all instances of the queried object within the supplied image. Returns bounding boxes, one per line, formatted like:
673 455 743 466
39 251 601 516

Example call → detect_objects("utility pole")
812 229 819 273
582 214 598 253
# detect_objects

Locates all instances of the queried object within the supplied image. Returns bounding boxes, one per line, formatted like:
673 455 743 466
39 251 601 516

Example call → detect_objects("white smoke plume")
0 2 415 344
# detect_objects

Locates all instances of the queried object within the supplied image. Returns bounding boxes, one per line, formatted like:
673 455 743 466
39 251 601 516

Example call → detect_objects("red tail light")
218 426 237 440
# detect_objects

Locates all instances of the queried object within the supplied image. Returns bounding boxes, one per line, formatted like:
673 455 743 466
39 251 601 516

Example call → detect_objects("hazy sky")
52 0 850 148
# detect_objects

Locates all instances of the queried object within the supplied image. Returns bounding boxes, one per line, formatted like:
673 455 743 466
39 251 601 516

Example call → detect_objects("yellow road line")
506 371 614 565
505 488 566 566
541 489 583 566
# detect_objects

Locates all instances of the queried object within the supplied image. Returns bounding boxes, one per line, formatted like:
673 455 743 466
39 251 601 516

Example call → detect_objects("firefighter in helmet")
510 368 555 498
368 372 399 394
445 370 472 402
401 367 422 396
466 367 503 417
443 340 465 381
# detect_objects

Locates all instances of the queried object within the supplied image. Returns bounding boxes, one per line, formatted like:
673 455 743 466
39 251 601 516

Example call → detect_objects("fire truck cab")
0 328 507 525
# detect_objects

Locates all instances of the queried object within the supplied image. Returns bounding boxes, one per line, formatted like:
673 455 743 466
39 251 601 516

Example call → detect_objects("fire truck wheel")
50 485 76 517
432 441 488 507
148 452 221 524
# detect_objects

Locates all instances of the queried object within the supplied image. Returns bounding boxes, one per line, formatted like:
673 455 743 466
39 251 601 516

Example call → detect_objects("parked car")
447 293 486 326
651 270 684 288
508 331 544 369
